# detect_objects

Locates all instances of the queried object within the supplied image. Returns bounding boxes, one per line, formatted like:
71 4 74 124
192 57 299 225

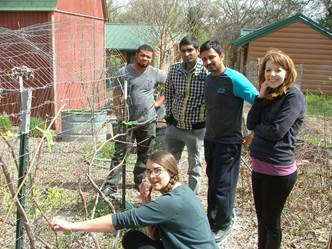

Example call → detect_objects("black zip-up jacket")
247 87 305 165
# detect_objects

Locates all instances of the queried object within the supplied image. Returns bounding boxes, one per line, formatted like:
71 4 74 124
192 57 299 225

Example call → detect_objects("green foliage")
82 142 115 160
155 84 165 95
30 186 76 219
305 93 332 117
44 187 76 210
106 57 123 80
36 127 54 152
122 120 139 127
97 142 116 159
86 199 111 217
319 12 332 31
305 137 332 148
2 130 14 140
29 117 46 137
0 113 12 131
0 187 16 214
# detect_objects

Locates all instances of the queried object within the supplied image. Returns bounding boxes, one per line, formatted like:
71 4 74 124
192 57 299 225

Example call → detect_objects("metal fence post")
11 66 33 249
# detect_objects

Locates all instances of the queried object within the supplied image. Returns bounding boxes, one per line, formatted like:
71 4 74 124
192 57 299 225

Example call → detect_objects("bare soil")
0 116 331 249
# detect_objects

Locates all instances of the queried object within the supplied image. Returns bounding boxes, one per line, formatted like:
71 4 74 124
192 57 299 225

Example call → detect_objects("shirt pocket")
144 79 155 91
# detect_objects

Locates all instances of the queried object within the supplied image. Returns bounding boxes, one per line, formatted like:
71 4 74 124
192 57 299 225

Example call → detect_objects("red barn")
0 0 108 130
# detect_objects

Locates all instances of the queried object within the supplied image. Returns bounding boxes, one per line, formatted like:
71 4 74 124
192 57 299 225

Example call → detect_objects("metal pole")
16 89 32 249
10 66 34 249
121 80 128 209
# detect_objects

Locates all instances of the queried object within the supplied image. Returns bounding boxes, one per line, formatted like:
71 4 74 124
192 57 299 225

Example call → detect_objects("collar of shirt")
180 58 205 75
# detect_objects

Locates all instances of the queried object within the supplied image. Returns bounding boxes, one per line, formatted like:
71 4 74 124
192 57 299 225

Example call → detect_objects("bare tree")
111 0 210 68
205 0 316 66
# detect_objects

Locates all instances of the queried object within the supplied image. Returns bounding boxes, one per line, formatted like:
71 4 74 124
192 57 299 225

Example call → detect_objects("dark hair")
136 44 154 54
179 36 199 49
258 49 297 100
200 40 223 54
148 151 179 193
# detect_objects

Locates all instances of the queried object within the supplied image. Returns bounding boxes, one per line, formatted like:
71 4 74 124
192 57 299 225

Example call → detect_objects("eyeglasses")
145 167 166 177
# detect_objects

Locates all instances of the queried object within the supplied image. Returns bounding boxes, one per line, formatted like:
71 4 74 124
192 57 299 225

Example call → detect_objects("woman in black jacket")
247 49 305 249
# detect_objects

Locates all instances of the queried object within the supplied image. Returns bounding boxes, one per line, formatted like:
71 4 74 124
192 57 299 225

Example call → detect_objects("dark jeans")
204 140 242 231
252 171 297 249
122 230 164 249
106 122 156 188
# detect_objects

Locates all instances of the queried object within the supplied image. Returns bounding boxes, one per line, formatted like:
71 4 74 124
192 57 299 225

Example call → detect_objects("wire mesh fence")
0 20 131 248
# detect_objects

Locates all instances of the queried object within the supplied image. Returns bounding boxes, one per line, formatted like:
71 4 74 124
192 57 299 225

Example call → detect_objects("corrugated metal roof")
105 23 155 51
234 13 332 47
0 0 57 11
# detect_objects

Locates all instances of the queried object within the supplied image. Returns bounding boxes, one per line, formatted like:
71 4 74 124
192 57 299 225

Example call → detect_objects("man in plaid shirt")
165 36 208 194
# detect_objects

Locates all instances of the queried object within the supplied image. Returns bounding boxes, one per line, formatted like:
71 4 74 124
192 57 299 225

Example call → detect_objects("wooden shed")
0 0 108 130
234 13 332 95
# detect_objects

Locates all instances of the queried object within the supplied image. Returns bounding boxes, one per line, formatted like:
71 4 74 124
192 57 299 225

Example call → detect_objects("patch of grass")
86 199 112 217
0 188 16 214
97 142 116 159
0 113 12 131
29 117 46 137
82 142 115 160
306 137 332 148
305 93 332 117
29 186 76 219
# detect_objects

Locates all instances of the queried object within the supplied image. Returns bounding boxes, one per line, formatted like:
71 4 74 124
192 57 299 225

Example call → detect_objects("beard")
137 61 149 68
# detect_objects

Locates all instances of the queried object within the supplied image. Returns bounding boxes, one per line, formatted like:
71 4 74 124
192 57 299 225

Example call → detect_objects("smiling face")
264 59 288 89
146 159 171 191
200 48 225 76
136 49 153 68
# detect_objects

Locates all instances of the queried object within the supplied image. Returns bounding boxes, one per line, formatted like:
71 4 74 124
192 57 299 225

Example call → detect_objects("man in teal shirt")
200 40 259 246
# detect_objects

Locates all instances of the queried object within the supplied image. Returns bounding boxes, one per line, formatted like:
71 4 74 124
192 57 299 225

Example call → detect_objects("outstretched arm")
50 215 115 233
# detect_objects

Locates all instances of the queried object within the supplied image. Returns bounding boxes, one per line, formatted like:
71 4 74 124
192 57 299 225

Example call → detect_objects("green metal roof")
105 23 156 51
234 13 332 47
0 0 57 11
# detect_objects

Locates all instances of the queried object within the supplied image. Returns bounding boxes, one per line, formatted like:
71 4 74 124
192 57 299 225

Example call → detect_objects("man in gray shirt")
102 44 167 194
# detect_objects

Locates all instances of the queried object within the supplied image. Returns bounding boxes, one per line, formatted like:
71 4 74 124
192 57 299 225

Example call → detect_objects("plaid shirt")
165 59 208 129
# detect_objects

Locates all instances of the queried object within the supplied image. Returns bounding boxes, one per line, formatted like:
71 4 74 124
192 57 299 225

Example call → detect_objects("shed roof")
0 0 57 11
105 23 155 51
234 13 332 47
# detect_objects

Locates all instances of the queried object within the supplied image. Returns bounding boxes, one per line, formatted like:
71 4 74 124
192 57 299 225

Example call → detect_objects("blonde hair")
258 49 297 100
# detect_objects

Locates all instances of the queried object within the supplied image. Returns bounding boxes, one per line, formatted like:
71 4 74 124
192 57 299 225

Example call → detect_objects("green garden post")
12 67 33 249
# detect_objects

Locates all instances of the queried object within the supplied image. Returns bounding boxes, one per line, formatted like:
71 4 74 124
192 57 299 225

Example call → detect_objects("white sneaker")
214 210 236 247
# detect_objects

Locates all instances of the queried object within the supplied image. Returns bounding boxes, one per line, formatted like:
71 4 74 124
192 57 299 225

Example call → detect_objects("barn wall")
53 2 106 130
0 13 54 123
0 12 51 29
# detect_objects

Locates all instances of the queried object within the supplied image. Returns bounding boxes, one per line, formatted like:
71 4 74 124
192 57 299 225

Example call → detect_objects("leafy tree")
183 0 208 44
318 0 332 30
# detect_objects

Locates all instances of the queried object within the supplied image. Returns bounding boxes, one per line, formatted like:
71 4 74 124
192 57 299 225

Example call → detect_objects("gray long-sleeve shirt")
112 185 217 249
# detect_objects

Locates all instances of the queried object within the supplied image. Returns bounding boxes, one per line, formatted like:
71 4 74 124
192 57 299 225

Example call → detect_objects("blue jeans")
204 140 242 231
165 125 205 194
252 171 297 249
